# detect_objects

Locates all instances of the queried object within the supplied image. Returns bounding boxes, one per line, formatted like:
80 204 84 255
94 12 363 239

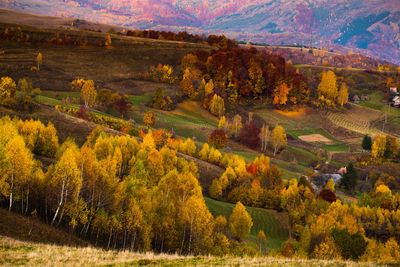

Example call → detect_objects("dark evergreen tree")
361 135 372 151
331 228 368 260
340 162 358 194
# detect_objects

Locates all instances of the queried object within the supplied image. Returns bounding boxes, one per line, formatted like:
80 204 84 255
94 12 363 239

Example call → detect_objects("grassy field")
129 92 154 106
205 197 289 251
1 236 381 267
255 108 352 152
254 108 322 131
131 100 218 142
40 91 81 99
288 129 349 152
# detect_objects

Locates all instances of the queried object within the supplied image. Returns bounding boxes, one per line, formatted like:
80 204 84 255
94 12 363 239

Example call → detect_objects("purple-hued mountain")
1 0 400 64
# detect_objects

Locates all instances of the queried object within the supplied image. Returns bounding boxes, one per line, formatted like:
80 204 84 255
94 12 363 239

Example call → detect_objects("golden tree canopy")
143 110 157 129
229 201 253 239
81 80 97 108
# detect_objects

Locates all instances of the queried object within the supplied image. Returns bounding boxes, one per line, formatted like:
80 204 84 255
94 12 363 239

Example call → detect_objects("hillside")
260 45 396 70
205 198 289 251
1 11 400 265
0 21 208 93
2 1 400 65
0 209 88 247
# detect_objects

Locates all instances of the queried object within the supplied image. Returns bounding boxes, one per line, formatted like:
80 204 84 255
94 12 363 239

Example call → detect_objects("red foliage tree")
76 106 88 120
238 122 260 150
247 163 258 177
318 188 336 203
114 97 130 118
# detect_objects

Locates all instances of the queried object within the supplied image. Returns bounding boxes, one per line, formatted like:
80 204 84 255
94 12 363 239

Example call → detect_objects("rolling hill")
2 0 400 65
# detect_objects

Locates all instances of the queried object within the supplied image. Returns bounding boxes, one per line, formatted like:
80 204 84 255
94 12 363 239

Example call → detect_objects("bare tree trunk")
25 187 29 214
123 229 127 251
188 218 193 255
21 191 24 214
80 222 87 236
51 180 65 225
57 206 65 227
57 189 67 227
160 234 164 253
180 225 186 254
95 229 100 246
9 173 14 212
130 230 136 251
107 228 113 249
45 198 48 223
113 233 117 249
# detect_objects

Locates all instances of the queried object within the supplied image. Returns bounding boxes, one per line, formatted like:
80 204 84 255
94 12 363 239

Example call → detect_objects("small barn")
313 173 343 187
338 167 347 175
361 95 370 101
352 95 360 104
393 96 400 107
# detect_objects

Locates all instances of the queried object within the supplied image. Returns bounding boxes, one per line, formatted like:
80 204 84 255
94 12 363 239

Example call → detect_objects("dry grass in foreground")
0 236 391 267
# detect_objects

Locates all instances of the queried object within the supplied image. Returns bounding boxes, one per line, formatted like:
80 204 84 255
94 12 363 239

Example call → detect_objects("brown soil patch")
299 134 334 144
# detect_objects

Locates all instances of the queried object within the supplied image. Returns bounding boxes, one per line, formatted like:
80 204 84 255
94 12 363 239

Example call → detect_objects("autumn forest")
0 8 400 266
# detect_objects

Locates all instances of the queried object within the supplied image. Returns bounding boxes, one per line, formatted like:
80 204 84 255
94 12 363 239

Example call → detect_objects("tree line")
0 116 260 255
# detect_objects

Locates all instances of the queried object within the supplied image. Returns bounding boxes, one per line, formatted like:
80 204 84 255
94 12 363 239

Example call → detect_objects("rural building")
338 167 347 175
352 95 360 103
313 173 342 187
393 96 400 107
361 95 370 101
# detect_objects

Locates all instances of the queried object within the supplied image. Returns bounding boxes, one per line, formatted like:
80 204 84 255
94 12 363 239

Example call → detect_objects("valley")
0 10 400 266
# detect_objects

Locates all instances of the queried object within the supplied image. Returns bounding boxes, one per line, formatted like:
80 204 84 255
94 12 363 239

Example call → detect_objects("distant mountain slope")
1 0 399 64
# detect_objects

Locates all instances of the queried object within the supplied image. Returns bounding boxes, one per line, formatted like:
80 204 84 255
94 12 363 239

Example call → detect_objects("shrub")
318 189 336 203
208 129 227 149
143 110 157 128
298 176 314 193
76 106 88 120
54 106 135 133
232 245 258 257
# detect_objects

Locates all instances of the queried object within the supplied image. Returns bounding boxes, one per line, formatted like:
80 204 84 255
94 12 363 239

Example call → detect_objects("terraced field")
205 197 289 251
327 111 383 137
358 91 400 136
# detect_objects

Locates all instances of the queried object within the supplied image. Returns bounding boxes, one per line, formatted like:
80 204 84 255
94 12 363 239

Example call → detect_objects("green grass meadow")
205 197 289 251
